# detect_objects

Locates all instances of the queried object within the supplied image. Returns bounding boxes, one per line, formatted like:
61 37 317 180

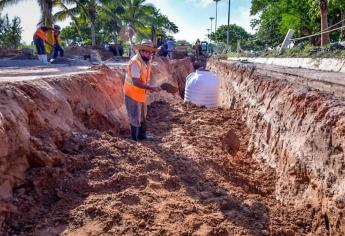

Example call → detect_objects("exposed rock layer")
208 58 345 235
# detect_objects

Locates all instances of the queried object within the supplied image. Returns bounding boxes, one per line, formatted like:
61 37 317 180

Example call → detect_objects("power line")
323 18 345 32
292 25 345 41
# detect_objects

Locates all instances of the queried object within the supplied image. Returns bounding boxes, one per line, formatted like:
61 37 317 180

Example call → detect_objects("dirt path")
4 98 314 236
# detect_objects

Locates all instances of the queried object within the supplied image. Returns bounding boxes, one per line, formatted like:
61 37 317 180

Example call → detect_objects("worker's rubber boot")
138 122 147 141
130 125 139 141
39 54 48 64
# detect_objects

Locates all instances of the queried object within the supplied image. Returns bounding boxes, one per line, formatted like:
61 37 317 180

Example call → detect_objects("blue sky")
2 0 254 44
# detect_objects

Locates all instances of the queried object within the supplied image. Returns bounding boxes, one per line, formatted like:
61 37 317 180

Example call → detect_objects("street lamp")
213 0 221 31
227 0 231 46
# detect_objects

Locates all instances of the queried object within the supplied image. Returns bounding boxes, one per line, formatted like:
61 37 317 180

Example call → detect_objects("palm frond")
0 0 25 10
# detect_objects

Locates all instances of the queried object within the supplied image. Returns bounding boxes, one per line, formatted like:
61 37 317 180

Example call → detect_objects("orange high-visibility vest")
34 29 47 41
123 55 151 103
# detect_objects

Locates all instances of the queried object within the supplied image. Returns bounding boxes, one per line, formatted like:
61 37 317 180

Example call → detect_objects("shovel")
160 83 179 94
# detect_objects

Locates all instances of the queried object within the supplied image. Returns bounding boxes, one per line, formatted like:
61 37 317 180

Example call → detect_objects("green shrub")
0 14 22 49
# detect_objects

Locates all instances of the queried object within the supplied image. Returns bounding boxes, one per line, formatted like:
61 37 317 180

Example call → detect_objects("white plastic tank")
184 70 220 108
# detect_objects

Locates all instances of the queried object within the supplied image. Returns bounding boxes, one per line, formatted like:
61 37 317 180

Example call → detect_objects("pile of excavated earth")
0 46 123 67
0 51 344 235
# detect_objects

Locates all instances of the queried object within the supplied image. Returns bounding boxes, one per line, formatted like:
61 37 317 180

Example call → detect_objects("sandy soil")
3 97 314 236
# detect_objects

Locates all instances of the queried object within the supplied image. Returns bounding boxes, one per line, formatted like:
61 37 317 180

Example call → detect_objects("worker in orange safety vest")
123 39 161 141
33 26 53 63
50 25 64 62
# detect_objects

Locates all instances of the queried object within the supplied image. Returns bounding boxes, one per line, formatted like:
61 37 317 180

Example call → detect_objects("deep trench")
6 100 318 235
1 59 344 235
4 99 318 236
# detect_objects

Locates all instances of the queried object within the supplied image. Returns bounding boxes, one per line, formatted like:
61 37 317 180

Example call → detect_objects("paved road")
225 60 345 97
0 59 127 82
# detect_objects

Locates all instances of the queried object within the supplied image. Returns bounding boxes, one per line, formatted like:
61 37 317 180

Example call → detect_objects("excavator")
192 41 209 69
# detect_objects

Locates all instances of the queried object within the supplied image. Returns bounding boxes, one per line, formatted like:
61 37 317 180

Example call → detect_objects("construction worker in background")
123 39 160 141
33 26 53 63
166 38 174 59
50 25 64 62
194 39 201 61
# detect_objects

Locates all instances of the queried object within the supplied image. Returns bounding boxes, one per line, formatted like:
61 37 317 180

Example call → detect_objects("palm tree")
61 0 98 46
55 0 124 46
99 1 125 43
150 9 178 43
121 0 156 43
0 0 74 52
80 0 97 46
320 0 330 46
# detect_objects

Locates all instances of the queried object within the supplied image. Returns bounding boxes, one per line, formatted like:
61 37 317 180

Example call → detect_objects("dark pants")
33 37 45 55
124 95 147 127
125 95 148 141
53 44 64 58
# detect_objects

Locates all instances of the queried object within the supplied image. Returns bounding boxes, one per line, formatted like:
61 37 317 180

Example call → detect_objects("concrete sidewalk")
224 59 345 97
0 59 127 82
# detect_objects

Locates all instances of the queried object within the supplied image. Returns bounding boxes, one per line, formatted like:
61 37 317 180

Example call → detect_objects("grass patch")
226 43 345 59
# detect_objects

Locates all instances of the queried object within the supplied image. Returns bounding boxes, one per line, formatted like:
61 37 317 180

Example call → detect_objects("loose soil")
3 98 314 236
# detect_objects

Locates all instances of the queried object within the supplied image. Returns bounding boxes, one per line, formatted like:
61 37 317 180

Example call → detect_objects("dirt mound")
2 98 314 235
64 46 91 58
87 46 114 61
172 46 188 60
148 56 194 102
0 48 35 59
169 57 195 98
222 129 241 156
0 48 20 58
0 65 128 223
64 46 114 62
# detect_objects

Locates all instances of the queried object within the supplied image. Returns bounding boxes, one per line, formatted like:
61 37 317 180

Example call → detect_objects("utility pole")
209 17 215 35
213 0 221 32
207 28 211 43
209 17 214 44
227 0 231 46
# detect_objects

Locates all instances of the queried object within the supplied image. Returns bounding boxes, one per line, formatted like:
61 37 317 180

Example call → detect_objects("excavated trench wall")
0 65 128 203
0 58 194 220
208 58 345 235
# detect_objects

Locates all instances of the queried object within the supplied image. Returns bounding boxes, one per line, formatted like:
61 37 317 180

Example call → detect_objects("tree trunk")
320 0 330 46
91 22 96 46
111 33 120 56
38 0 54 54
113 32 118 44
151 26 157 46
341 10 345 40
